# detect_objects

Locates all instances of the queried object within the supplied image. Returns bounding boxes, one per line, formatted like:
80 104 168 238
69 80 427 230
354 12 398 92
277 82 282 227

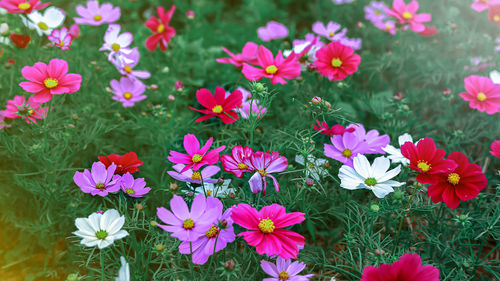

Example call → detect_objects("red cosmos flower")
400 137 457 184
489 4 500 25
220 145 255 178
427 152 487 209
314 41 361 81
189 87 243 124
361 253 439 281
98 152 143 174
418 25 439 37
312 120 355 137
491 140 500 159
242 45 301 85
0 0 50 14
144 5 176 52
10 33 31 49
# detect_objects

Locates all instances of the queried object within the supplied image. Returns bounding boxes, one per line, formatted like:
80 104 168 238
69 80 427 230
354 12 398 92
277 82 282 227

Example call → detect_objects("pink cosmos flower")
233 87 267 119
99 24 133 61
73 161 121 197
190 87 243 124
385 0 432 32
48 27 73 50
324 131 370 167
145 5 176 52
168 134 226 172
179 198 235 264
220 145 255 178
376 20 397 35
490 140 500 158
242 45 301 85
231 203 306 259
4 95 47 124
69 24 80 38
313 120 355 137
156 194 219 241
459 75 500 115
111 48 151 80
0 0 49 14
248 151 288 195
361 253 439 281
471 0 500 13
19 58 82 103
74 1 120 26
314 41 361 81
257 21 288 41
120 172 151 198
216 42 259 67
110 77 147 107
312 21 347 42
261 257 314 281
168 164 220 184
347 123 390 154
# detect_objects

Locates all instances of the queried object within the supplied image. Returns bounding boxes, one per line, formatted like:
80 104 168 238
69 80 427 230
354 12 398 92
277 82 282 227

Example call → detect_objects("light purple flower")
340 37 362 50
156 194 219 241
293 33 324 50
365 1 389 23
178 197 235 264
324 132 370 168
48 27 73 50
99 24 133 61
73 162 121 197
168 164 220 184
111 48 151 80
257 21 289 41
260 256 314 281
248 151 288 195
332 0 354 4
495 38 500 52
312 21 347 42
232 87 267 119
347 123 390 154
120 172 151 197
376 20 397 35
110 77 147 107
74 1 120 26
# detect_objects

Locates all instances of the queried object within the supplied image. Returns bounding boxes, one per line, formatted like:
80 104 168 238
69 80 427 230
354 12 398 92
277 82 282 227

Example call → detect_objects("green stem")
393 185 418 251
100 250 105 281
202 233 220 280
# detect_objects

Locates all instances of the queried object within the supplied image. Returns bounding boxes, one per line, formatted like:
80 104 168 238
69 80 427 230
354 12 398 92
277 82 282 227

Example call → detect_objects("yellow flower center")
123 92 133 100
94 15 102 21
125 188 135 194
385 24 392 30
237 163 248 169
447 173 460 185
44 78 58 89
28 109 34 115
258 169 267 177
342 149 352 158
265 65 278 74
96 183 106 191
18 2 31 10
205 225 219 238
364 178 377 186
278 271 290 281
191 171 201 180
59 41 65 47
375 10 381 15
476 92 487 101
192 154 203 163
111 43 120 52
328 32 335 37
212 105 223 113
495 15 500 22
123 65 132 73
258 218 275 234
206 190 212 196
403 11 413 20
95 230 108 240
331 58 343 68
183 218 195 230
37 22 48 30
157 24 165 33
417 161 431 173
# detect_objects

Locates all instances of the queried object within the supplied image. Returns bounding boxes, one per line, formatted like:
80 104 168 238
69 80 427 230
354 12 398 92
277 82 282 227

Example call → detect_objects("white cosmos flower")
490 70 500 84
295 154 328 181
73 209 129 249
339 154 404 198
185 179 235 198
115 256 130 281
382 133 415 165
22 7 66 36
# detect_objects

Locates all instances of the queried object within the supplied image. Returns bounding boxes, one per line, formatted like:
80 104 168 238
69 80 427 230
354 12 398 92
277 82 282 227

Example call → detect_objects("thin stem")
100 249 105 281
393 185 418 251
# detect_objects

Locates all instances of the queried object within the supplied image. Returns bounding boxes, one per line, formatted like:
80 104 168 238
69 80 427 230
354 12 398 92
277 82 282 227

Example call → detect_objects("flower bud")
374 249 385 256
150 84 159 90
311 96 322 104
393 190 403 200
186 10 195 19
254 83 265 92
168 94 175 101
136 204 143 210
370 204 380 212
224 260 236 271
66 273 78 281
169 183 178 191
150 220 157 226
228 192 236 199
162 66 170 73
443 88 451 96
175 80 183 92
393 92 403 101
0 23 9 36
305 178 314 187
155 244 166 251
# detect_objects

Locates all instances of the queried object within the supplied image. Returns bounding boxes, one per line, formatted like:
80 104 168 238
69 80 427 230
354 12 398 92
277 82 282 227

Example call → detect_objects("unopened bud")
169 183 178 191
305 178 314 187
224 260 236 271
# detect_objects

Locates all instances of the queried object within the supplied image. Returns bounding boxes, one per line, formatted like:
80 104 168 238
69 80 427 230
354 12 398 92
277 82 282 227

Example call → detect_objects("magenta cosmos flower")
347 123 390 154
74 0 120 26
111 48 151 80
324 131 370 167
73 161 121 197
312 21 347 42
361 253 439 281
231 203 306 259
19 59 82 103
242 45 301 85
48 27 73 50
189 87 243 124
491 140 500 159
168 134 226 172
168 164 220 184
459 75 500 115
257 21 288 41
100 24 133 61
156 194 219 241
221 145 255 178
261 257 314 281
217 42 259 67
385 0 431 32
110 77 147 107
120 172 150 198
314 42 361 81
248 151 288 195
179 197 235 264
4 95 47 124
0 0 49 14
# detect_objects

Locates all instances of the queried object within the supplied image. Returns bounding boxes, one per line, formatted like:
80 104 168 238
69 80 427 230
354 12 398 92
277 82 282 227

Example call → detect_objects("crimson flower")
314 41 361 81
145 5 176 52
98 152 143 174
491 140 500 159
312 120 354 137
10 33 30 49
361 253 439 281
189 87 243 124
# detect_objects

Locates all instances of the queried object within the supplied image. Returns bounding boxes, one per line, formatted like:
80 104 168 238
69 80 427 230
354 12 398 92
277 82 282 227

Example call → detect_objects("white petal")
352 154 371 178
398 133 413 146
75 217 98 234
377 165 402 183
371 156 390 177
372 184 395 198
43 7 65 28
490 70 500 84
